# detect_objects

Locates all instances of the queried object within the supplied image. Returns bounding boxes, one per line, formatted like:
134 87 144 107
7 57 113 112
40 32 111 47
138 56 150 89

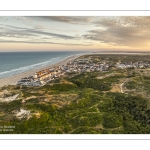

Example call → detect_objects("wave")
0 52 87 78
0 57 60 76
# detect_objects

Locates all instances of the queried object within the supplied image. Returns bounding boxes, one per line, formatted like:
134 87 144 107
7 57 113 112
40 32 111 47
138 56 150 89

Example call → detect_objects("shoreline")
0 51 150 88
0 54 84 88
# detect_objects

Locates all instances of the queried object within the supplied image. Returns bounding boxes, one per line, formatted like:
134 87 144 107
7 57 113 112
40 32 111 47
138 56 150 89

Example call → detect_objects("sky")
0 16 150 52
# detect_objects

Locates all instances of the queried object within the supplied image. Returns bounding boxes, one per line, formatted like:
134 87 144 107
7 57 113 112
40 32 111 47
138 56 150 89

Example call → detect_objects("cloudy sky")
0 16 150 51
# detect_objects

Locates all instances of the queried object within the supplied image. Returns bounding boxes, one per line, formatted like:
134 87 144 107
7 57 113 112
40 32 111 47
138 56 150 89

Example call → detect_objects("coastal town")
116 61 150 69
17 58 109 86
17 57 150 86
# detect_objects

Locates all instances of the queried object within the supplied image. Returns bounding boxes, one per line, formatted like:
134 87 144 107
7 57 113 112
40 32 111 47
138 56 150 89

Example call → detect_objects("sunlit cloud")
0 39 92 46
29 16 92 25
83 16 150 47
1 16 150 51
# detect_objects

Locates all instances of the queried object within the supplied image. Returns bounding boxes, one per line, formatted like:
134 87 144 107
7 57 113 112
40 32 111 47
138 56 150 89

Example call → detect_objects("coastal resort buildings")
17 58 110 86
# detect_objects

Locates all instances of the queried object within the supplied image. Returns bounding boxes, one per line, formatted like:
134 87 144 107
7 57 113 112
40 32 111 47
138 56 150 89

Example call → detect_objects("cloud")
2 16 150 49
83 16 150 47
27 29 75 39
0 39 91 46
34 24 45 30
0 23 28 30
30 16 92 25
0 24 76 40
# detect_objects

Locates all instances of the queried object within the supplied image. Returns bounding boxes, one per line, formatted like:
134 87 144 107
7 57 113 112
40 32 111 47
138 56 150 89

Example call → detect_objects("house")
126 64 133 68
17 77 32 85
117 64 126 69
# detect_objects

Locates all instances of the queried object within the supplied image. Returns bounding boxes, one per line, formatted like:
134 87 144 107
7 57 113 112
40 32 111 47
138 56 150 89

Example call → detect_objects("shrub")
102 113 123 128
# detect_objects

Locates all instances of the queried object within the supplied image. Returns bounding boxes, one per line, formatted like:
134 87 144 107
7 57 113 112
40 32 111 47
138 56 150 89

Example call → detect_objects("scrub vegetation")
0 54 150 134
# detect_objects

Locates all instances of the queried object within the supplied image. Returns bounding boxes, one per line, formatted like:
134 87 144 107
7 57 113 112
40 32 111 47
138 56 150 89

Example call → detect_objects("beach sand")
1 52 148 88
0 54 82 88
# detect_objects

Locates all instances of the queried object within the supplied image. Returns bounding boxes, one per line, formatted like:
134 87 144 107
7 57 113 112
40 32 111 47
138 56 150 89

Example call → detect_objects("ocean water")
0 51 88 79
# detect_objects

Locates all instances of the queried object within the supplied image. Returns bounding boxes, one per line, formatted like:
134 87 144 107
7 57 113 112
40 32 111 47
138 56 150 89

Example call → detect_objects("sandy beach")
0 52 149 88
0 54 83 88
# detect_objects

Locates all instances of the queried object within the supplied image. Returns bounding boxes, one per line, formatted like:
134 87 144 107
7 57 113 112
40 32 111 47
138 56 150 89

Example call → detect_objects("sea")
0 51 89 79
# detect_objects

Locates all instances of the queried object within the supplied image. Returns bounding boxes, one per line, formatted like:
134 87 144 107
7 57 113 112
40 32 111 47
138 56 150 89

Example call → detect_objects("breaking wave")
0 57 60 78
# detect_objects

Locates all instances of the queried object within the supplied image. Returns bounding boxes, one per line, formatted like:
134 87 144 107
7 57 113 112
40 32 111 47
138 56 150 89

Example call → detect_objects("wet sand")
0 54 82 88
